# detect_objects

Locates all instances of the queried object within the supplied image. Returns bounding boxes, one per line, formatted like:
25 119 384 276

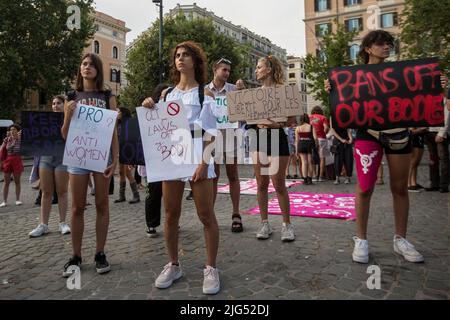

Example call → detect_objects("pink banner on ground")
217 179 303 195
245 192 356 220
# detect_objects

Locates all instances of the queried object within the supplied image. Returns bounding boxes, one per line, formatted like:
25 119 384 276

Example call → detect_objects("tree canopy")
120 14 251 110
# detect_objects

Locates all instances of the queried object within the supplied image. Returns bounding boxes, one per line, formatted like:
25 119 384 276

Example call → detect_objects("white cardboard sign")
63 104 118 173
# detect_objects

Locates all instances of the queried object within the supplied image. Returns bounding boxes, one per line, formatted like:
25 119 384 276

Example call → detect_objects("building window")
94 40 100 54
349 44 359 61
315 0 330 12
345 18 363 32
316 49 327 61
113 46 118 59
110 69 120 83
381 13 398 28
390 39 400 56
94 24 99 31
289 73 296 79
113 31 118 37
344 0 361 6
316 23 331 37
289 63 295 69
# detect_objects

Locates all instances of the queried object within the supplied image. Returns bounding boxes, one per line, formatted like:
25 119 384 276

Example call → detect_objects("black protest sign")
119 118 145 165
328 57 444 130
20 111 65 156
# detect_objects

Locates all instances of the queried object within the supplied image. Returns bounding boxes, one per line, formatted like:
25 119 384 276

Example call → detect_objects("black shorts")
356 129 412 155
411 134 425 149
297 139 314 154
252 128 290 157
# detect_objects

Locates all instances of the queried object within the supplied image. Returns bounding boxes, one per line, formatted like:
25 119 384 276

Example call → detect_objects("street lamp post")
152 0 164 84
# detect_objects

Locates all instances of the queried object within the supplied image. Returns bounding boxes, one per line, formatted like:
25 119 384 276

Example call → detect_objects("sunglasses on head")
215 58 232 66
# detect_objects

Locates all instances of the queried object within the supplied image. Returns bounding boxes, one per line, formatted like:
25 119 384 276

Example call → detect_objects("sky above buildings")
93 0 307 57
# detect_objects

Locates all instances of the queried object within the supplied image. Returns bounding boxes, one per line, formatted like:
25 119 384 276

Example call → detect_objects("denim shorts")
39 156 67 172
67 155 113 175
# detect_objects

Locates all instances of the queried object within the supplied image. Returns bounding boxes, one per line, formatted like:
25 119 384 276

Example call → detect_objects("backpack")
163 84 205 108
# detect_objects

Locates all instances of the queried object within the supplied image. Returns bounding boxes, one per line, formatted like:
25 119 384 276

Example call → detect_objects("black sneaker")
185 191 194 201
408 186 421 193
62 255 82 278
146 227 158 238
425 186 439 192
94 252 111 274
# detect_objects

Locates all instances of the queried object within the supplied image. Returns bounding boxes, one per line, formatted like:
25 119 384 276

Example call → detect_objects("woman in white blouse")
142 41 220 295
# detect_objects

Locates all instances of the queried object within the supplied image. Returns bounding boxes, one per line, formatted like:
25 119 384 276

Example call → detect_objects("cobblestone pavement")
0 160 448 300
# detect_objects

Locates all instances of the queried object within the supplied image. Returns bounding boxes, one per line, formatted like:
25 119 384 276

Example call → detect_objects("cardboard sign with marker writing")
328 57 444 130
226 84 302 123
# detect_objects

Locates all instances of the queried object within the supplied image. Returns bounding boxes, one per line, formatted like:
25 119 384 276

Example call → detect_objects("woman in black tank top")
61 53 119 276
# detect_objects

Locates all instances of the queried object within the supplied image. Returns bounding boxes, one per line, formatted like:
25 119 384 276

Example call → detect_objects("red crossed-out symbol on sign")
167 102 180 116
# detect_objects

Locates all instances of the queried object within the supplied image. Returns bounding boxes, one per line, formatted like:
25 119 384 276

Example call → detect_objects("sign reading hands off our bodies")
226 84 303 123
63 104 118 173
136 100 198 183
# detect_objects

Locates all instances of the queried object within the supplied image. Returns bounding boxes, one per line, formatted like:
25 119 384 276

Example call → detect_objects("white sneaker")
0 202 6 207
203 266 220 295
334 178 340 185
15 201 22 206
352 236 369 263
344 178 351 184
393 235 424 262
155 262 183 289
29 224 50 238
281 223 295 242
59 222 71 235
256 221 273 239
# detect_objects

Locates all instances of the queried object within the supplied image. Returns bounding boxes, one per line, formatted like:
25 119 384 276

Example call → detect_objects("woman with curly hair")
142 41 220 295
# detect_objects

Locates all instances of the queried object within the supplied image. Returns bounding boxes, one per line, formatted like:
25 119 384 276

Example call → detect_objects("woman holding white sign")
61 53 119 277
249 55 296 242
142 41 220 295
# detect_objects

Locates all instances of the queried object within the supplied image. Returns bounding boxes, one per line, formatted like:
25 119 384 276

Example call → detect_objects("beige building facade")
85 11 131 97
304 0 405 60
287 56 309 113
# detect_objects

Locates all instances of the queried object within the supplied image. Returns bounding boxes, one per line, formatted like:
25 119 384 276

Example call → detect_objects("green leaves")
304 22 357 117
120 14 251 110
400 0 450 73
0 0 95 119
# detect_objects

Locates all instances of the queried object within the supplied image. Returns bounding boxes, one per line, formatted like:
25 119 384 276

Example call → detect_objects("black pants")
425 132 449 189
334 142 354 177
135 167 142 185
109 176 114 195
145 181 162 228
